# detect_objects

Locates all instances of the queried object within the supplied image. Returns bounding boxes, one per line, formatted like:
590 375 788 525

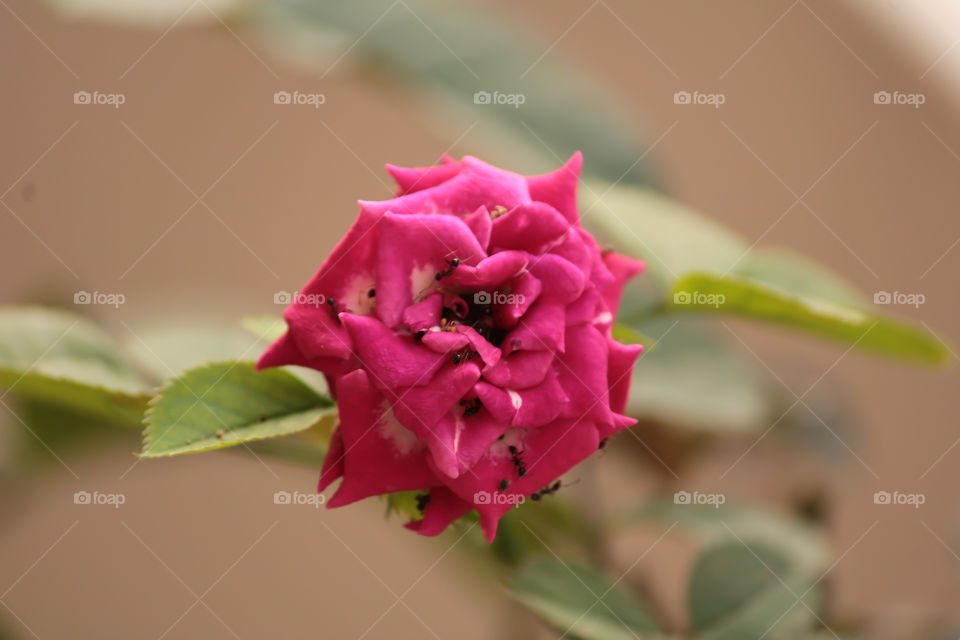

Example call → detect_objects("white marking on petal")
378 403 419 456
507 389 523 410
410 263 436 301
594 311 613 325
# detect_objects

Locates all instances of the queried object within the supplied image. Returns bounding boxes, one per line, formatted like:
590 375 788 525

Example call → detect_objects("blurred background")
1 0 959 638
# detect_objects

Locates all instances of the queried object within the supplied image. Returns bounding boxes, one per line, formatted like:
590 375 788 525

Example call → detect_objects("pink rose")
258 153 644 542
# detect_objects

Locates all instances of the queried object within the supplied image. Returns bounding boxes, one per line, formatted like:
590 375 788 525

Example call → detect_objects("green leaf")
689 542 819 640
0 307 150 423
508 558 662 640
252 0 658 186
141 361 336 457
584 186 745 292
240 315 286 343
669 273 948 365
586 184 949 364
630 503 830 639
125 323 270 380
611 324 652 349
626 318 771 435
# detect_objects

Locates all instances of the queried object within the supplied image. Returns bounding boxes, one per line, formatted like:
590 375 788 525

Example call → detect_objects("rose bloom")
258 153 643 542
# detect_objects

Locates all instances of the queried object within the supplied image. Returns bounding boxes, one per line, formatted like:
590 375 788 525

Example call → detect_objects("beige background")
1 1 958 638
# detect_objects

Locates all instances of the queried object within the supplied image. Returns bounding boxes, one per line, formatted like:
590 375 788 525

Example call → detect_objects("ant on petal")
435 257 460 281
508 445 526 477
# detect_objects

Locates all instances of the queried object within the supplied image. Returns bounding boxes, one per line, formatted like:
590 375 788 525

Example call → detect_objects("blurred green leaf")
689 542 819 640
142 361 335 457
669 273 948 365
240 315 286 343
584 186 745 292
125 323 269 381
587 184 949 364
611 324 652 349
627 318 771 435
252 0 658 185
0 307 150 423
508 558 663 639
632 503 830 639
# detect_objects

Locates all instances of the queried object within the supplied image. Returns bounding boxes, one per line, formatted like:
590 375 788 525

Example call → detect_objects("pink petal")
360 156 529 218
327 370 438 507
387 362 482 436
555 324 614 429
601 250 645 316
386 156 463 195
341 313 446 388
528 254 586 304
502 298 566 354
463 205 492 251
474 368 569 429
481 349 554 389
492 271 542 330
443 250 528 290
607 338 642 416
526 152 582 224
402 293 444 333
374 212 486 328
318 425 345 491
490 202 570 253
405 487 474 537
435 417 600 543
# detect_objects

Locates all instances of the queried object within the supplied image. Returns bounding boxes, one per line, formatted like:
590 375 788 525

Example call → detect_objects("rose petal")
435 417 599 543
481 349 554 389
405 486 474 537
607 338 642 416
525 152 582 224
602 250 645 315
374 212 486 328
328 370 438 507
341 313 446 388
361 156 529 217
386 156 462 195
490 202 570 253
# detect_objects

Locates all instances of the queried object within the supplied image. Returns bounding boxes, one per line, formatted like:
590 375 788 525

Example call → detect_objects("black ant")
326 297 341 325
435 258 460 281
367 288 375 298
530 478 579 501
508 445 526 477
531 481 561 501
452 348 475 365
415 493 431 512
459 397 482 418
498 479 509 493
